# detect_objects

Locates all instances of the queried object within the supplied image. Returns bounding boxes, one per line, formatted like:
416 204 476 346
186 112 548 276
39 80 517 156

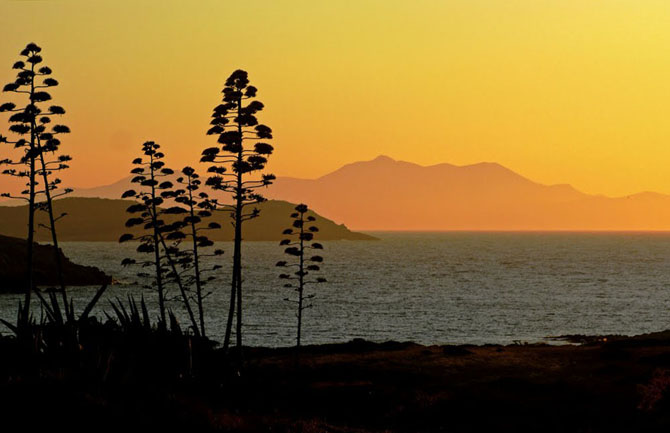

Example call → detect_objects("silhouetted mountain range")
0 198 375 242
4 155 670 230
266 155 670 230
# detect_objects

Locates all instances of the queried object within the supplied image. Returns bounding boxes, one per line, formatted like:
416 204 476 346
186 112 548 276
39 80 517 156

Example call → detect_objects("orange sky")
2 1 670 197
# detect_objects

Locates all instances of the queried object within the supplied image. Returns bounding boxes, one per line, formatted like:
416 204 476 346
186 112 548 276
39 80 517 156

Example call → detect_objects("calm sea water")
2 232 670 346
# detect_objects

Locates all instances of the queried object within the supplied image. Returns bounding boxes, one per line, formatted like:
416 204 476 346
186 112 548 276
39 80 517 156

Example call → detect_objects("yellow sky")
1 0 670 197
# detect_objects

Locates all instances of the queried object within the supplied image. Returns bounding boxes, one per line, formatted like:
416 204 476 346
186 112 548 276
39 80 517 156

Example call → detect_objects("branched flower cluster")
0 43 71 203
201 69 275 219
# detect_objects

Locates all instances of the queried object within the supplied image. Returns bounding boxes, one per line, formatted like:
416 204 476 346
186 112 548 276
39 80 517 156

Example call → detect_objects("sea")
2 232 670 347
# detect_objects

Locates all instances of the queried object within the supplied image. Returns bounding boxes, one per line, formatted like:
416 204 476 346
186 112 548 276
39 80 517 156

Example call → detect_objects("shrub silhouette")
276 204 327 349
201 69 275 351
119 142 200 335
0 43 74 324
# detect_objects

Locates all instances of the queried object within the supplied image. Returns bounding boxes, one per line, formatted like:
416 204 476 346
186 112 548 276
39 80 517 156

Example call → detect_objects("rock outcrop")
0 235 112 292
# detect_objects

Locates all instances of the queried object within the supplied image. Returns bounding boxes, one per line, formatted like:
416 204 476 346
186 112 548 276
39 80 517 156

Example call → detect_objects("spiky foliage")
276 204 326 349
174 166 225 337
0 43 73 325
201 69 275 351
118 142 200 335
106 295 157 334
0 289 218 408
0 283 108 357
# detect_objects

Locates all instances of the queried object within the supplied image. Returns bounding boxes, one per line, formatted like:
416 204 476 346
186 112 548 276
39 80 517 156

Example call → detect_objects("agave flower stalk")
276 204 327 349
201 69 275 351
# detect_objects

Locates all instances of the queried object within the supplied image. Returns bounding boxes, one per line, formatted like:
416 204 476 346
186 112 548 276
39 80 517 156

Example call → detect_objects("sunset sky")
2 1 670 197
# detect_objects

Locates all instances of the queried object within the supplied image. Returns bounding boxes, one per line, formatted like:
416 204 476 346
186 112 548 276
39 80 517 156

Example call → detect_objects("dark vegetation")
3 334 670 432
3 42 670 432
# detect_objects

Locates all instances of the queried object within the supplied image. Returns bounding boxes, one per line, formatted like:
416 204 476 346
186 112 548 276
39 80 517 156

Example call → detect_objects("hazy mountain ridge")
265 155 670 230
71 177 135 200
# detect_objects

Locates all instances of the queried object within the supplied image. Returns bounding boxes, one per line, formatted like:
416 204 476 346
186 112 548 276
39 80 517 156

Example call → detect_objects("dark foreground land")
3 328 670 432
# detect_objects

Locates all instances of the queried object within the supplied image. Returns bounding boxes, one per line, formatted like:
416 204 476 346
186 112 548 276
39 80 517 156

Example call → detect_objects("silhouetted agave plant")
0 43 73 325
201 69 275 351
105 295 153 334
104 294 187 336
118 142 200 335
276 204 326 349
174 166 225 337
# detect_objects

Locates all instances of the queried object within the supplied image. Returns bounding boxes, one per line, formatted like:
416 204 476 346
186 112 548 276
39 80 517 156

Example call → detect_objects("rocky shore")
0 234 111 292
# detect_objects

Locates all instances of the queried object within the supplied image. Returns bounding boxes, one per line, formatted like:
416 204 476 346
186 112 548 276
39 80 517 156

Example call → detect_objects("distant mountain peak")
467 161 503 169
371 155 396 163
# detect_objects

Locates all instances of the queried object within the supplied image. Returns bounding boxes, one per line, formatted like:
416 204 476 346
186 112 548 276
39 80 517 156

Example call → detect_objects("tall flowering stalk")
201 69 275 351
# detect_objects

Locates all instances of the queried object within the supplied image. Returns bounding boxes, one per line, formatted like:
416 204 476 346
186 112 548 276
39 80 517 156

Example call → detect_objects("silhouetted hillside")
0 198 376 242
0 235 111 292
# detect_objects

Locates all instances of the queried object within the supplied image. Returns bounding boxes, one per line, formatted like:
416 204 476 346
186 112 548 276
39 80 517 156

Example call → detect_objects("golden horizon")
2 1 670 199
